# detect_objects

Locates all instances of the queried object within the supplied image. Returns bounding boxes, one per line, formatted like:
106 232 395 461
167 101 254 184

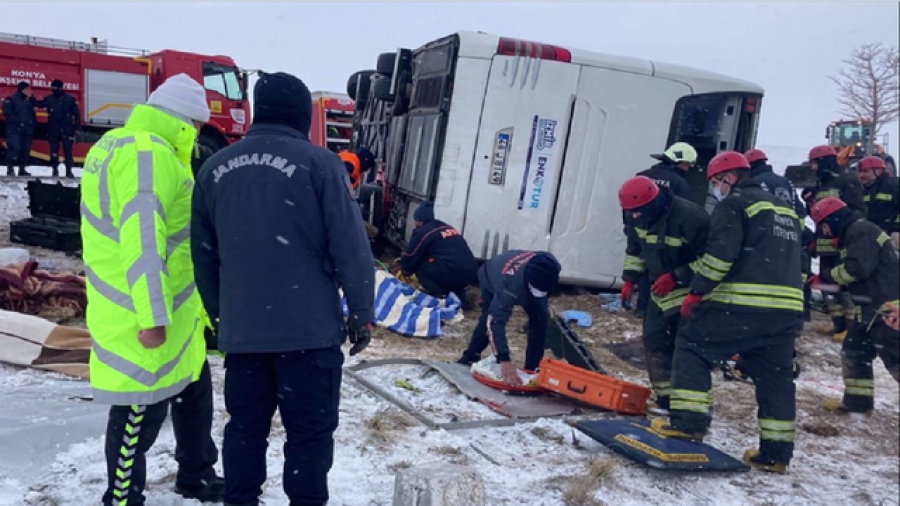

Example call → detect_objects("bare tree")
828 42 900 138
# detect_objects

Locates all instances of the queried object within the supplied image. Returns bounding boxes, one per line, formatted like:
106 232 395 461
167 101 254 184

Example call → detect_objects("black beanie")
17 81 29 92
357 148 376 172
526 253 561 292
253 71 312 136
414 201 435 223
51 79 64 89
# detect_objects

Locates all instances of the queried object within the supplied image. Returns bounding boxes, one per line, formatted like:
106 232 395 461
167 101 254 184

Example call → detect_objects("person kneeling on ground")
457 250 561 386
399 201 479 302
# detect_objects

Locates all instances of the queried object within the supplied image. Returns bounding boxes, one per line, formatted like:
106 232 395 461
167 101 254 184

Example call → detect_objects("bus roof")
453 31 764 96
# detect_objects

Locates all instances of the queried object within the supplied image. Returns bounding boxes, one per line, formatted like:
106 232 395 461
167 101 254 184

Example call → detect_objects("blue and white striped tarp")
341 269 462 338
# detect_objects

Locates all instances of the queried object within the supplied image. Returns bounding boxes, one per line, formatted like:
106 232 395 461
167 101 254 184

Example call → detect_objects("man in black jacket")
399 201 478 301
806 145 868 341
192 71 375 506
619 176 710 413
43 79 81 178
457 250 561 386
856 155 899 247
655 151 804 474
810 197 899 414
637 142 697 201
2 81 37 176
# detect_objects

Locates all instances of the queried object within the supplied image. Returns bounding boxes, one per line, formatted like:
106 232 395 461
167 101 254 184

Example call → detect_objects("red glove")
680 293 703 318
652 272 677 296
620 281 635 305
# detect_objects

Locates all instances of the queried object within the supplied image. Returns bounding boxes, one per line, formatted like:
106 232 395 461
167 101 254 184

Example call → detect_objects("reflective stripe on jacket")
81 104 205 405
863 173 900 234
690 181 804 314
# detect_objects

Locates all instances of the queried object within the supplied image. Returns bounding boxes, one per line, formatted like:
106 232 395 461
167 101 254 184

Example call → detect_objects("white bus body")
353 31 764 289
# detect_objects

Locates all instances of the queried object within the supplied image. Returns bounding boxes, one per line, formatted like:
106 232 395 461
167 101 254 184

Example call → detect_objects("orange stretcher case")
536 358 652 415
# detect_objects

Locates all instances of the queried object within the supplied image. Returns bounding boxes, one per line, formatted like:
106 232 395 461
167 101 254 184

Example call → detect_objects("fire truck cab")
0 32 250 173
349 31 765 289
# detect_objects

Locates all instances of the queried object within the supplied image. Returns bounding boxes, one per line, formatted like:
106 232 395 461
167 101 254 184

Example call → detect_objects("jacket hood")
125 104 198 168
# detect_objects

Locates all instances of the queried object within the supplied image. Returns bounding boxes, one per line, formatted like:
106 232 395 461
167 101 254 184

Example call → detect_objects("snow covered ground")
1 159 898 506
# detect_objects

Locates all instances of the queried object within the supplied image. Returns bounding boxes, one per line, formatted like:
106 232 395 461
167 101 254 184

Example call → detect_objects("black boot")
5 167 13 176
65 164 75 178
17 167 30 176
175 475 224 503
52 167 59 178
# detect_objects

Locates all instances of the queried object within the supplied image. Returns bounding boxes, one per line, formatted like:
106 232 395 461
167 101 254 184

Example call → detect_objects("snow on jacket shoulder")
191 123 375 354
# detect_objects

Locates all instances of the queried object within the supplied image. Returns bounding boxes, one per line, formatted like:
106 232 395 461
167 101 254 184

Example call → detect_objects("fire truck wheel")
346 70 375 101
373 75 394 102
376 52 396 76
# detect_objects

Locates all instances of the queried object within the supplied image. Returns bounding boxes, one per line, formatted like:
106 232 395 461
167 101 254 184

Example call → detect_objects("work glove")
347 318 372 356
652 272 677 297
620 280 635 305
680 293 703 318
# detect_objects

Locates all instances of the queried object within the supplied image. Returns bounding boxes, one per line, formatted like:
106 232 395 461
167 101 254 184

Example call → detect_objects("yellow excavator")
826 119 896 174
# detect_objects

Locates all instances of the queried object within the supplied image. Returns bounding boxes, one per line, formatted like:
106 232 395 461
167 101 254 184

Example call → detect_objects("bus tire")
346 70 375 101
376 52 396 76
373 75 394 102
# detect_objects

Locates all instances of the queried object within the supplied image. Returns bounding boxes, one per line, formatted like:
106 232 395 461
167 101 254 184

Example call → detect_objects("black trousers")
461 286 547 371
669 307 801 463
48 133 74 172
102 361 218 506
636 272 651 315
840 308 900 411
222 347 343 506
642 302 682 408
417 262 469 302
5 132 32 172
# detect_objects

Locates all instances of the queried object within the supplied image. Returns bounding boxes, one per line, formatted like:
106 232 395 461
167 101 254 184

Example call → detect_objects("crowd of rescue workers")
3 71 899 506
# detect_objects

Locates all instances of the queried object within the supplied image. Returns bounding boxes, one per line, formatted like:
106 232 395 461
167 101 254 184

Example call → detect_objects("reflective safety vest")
81 104 206 405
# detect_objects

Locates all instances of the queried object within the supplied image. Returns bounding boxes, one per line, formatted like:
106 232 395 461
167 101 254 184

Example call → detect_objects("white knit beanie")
146 73 211 123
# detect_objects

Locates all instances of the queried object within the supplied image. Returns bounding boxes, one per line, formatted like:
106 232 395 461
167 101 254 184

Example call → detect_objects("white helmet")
652 142 698 165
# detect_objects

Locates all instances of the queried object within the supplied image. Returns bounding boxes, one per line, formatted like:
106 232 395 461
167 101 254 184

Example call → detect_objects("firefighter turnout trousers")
819 255 853 333
840 305 900 411
222 348 343 506
669 307 802 463
642 301 683 409
101 361 218 506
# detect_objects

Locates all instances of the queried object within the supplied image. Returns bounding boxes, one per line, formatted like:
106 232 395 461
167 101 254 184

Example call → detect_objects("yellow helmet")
652 142 698 165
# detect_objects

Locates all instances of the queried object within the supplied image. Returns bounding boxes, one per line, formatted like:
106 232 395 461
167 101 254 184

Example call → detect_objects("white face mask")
529 284 548 298
713 186 727 201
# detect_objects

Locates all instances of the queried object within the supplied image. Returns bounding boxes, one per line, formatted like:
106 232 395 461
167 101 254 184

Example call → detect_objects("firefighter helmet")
707 151 751 179
811 197 848 224
809 145 837 161
618 176 660 210
744 148 768 164
652 142 698 165
858 155 886 171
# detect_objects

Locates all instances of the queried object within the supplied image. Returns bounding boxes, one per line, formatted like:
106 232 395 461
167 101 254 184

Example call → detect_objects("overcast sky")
8 2 899 158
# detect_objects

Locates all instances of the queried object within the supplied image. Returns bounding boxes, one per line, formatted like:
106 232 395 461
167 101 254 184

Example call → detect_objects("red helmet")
811 197 847 224
707 151 751 180
858 155 886 171
744 148 768 164
618 176 660 210
809 145 837 161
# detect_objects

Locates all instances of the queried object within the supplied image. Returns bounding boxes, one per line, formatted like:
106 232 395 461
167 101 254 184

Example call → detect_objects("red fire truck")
310 91 354 152
0 32 251 173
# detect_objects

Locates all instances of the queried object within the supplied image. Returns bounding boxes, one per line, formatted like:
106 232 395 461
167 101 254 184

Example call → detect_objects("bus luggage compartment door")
462 56 579 260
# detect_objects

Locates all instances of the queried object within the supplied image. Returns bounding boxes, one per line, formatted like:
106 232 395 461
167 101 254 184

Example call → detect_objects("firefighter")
338 147 376 191
192 71 375 506
457 250 561 386
43 79 81 178
809 197 899 414
745 148 805 217
806 145 867 341
80 74 221 505
2 81 38 176
618 176 710 414
856 155 899 248
654 151 804 474
630 142 698 317
399 201 479 302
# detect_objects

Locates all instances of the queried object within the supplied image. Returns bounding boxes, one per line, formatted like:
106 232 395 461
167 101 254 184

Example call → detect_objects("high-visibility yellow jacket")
81 104 205 405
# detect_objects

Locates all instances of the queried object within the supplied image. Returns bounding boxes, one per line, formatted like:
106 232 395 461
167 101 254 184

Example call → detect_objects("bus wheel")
376 52 396 76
